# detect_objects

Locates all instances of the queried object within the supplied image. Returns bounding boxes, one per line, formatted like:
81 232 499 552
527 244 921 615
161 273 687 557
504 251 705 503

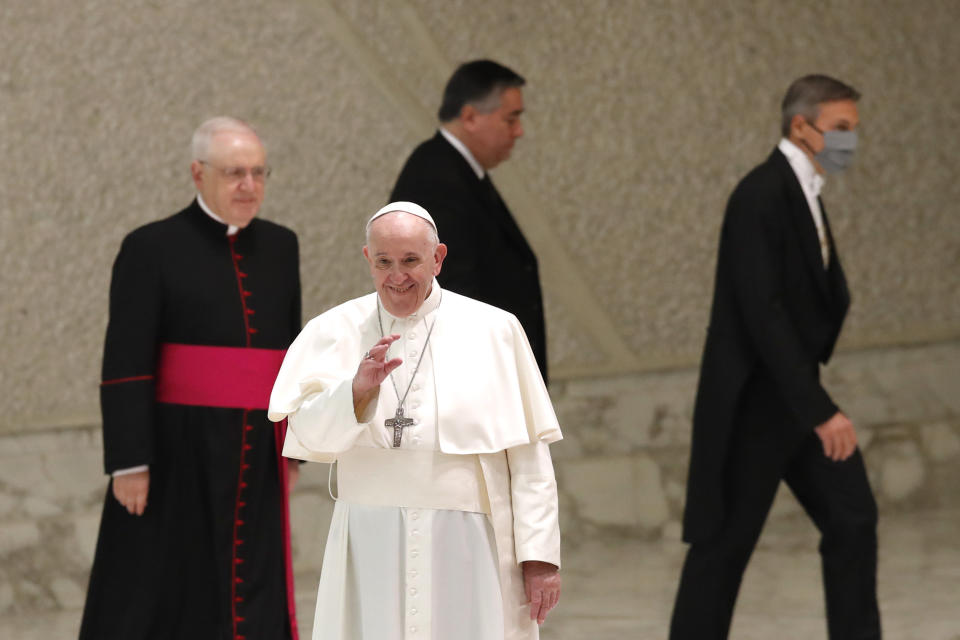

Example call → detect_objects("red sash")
155 343 285 409
154 342 299 639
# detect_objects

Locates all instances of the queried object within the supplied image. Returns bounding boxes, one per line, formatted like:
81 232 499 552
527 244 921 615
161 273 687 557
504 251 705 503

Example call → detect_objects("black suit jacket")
681 148 851 543
390 131 548 382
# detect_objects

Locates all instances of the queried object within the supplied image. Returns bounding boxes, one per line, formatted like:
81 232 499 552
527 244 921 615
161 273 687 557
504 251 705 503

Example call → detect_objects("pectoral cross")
385 407 415 448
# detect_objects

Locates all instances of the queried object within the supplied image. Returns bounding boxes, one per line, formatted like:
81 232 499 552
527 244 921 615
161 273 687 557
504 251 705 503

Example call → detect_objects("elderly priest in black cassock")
80 117 302 640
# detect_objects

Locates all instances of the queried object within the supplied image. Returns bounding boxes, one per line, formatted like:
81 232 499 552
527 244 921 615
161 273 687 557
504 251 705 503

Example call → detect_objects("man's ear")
460 105 478 131
433 243 448 275
790 113 808 136
190 161 204 191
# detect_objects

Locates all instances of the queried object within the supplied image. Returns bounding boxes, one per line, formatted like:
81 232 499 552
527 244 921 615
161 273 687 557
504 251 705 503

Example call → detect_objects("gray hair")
365 212 439 248
191 116 261 161
780 75 861 137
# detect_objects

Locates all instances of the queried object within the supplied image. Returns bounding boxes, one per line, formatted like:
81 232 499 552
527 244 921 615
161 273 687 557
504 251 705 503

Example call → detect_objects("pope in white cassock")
268 202 563 640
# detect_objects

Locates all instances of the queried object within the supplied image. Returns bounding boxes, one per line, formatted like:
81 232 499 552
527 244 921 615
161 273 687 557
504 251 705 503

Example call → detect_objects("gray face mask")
809 125 858 174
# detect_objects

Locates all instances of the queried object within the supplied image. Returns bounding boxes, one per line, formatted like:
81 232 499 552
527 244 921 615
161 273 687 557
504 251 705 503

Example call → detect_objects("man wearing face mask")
670 75 881 639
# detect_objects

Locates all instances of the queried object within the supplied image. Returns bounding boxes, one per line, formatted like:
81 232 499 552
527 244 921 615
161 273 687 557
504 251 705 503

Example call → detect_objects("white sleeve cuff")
112 464 149 477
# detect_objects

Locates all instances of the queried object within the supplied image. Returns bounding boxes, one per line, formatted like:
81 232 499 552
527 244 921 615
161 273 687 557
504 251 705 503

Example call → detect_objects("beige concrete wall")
0 0 958 621
1 0 957 433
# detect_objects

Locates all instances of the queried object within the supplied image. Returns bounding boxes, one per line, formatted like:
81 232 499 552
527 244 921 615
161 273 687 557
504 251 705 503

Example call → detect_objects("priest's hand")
522 560 561 625
112 470 149 516
352 334 403 416
815 411 857 462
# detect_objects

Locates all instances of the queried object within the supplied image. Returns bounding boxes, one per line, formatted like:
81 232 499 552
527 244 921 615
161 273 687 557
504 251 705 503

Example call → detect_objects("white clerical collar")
197 194 239 236
439 127 485 180
778 138 824 198
380 279 442 322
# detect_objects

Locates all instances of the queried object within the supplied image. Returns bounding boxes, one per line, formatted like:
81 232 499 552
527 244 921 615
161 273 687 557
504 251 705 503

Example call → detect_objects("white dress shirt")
439 127 485 180
778 138 829 267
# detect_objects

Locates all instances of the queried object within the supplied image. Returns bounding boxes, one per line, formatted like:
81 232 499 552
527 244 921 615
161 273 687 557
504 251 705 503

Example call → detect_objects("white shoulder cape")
268 288 562 461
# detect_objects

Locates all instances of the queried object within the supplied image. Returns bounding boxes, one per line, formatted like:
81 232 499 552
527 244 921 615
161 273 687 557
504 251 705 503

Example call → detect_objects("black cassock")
80 200 301 640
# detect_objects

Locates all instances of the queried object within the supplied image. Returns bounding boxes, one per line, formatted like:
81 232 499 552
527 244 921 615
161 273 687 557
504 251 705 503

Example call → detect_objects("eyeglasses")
199 160 272 183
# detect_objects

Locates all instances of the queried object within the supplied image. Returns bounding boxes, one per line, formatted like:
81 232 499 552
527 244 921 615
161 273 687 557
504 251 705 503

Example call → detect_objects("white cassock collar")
379 279 442 324
197 193 239 236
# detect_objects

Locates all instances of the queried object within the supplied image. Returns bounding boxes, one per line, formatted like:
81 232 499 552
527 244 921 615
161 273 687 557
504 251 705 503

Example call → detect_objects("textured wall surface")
1 0 958 432
0 0 959 627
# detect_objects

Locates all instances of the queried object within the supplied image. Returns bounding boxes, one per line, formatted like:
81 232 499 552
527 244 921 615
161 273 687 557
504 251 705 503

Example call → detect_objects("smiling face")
363 212 447 317
190 129 267 228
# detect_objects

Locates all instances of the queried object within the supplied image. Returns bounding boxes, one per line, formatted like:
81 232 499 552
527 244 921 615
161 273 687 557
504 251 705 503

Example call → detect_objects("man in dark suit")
390 59 548 383
670 75 881 639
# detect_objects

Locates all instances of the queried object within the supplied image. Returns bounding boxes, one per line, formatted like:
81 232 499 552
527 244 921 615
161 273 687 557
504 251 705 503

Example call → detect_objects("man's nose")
237 173 255 190
513 121 524 138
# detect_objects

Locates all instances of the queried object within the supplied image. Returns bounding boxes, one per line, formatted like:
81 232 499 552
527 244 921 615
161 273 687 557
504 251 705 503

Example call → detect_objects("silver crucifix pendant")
384 407 415 447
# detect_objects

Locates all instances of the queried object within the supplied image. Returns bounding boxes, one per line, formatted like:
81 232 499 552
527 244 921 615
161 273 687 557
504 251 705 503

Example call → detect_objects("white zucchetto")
367 201 437 233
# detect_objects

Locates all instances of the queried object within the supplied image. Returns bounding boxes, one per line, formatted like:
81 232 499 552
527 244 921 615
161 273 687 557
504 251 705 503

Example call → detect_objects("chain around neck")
375 290 441 413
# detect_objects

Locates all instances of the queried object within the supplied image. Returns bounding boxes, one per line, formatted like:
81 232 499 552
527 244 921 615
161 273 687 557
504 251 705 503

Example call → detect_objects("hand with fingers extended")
352 334 403 418
112 470 149 516
815 411 858 462
522 560 561 625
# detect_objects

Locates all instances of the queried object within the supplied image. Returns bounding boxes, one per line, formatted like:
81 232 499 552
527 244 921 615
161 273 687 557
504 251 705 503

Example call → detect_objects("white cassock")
268 283 562 640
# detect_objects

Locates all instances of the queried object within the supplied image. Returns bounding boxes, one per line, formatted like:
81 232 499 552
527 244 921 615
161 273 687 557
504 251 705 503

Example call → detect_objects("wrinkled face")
190 130 267 228
363 213 447 317
465 87 525 170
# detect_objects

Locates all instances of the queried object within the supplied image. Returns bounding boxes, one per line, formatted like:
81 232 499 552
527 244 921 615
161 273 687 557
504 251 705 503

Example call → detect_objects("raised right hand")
352 334 403 405
112 470 150 516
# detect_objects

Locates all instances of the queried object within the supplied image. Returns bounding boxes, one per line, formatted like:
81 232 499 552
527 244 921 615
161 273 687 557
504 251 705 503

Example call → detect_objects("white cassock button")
410 608 418 615
411 528 419 536
411 401 420 409
409 332 417 339
409 587 417 596
409 569 418 578
411 511 419 520
410 626 418 634
409 350 418 358
412 383 420 391
410 549 419 558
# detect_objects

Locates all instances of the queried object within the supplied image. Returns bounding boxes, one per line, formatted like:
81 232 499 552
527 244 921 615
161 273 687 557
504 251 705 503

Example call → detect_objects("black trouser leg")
785 437 881 639
670 419 788 639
